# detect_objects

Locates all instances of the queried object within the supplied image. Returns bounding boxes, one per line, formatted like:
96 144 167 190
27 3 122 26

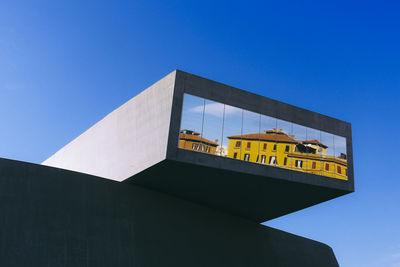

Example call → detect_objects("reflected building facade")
179 93 348 180
179 129 218 154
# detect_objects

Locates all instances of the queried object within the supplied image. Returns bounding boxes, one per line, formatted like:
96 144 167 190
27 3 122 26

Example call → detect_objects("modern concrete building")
43 70 354 222
0 70 354 266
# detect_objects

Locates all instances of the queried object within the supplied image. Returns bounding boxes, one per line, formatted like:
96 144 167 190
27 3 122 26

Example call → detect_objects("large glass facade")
178 93 348 180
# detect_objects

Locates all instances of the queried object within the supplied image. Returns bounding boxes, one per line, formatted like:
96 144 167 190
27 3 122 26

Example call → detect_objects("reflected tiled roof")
302 140 328 148
228 131 298 144
228 130 329 147
179 133 218 146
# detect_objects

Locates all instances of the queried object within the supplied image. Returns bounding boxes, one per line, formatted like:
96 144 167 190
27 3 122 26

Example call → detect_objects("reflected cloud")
393 252 400 259
190 103 241 118
334 136 347 155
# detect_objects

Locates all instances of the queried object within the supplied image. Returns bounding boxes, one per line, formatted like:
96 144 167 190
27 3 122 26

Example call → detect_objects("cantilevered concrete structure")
0 70 353 266
43 70 354 223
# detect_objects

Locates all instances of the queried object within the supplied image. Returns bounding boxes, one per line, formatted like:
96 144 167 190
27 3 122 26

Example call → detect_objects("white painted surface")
43 71 176 181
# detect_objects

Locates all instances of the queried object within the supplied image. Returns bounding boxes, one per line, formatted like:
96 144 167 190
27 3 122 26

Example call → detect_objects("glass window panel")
202 99 224 156
179 94 205 152
276 119 292 169
242 110 260 163
260 115 277 165
223 105 243 160
334 135 347 179
320 131 335 178
291 123 307 172
178 93 347 181
306 127 322 176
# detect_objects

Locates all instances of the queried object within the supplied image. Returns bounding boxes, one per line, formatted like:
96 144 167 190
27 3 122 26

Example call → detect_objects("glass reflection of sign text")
179 93 348 180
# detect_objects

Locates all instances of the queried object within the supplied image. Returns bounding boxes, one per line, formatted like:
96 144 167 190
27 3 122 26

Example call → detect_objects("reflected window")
224 104 243 160
242 110 260 163
261 155 266 164
296 160 303 168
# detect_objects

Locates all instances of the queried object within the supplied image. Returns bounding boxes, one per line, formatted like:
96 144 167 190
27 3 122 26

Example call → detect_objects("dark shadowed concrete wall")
0 158 338 267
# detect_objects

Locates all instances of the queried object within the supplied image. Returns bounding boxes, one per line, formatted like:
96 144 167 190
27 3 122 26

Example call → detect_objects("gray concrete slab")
0 158 339 267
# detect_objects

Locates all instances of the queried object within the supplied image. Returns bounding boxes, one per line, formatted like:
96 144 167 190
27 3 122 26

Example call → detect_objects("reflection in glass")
241 110 260 163
224 105 243 160
178 93 348 180
202 99 224 156
305 128 322 176
334 135 347 179
291 123 308 171
260 115 277 166
179 94 206 153
276 119 293 169
321 131 335 177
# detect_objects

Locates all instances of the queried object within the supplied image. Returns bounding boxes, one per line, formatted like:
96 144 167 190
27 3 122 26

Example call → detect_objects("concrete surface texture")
0 158 339 267
128 159 349 222
43 71 176 181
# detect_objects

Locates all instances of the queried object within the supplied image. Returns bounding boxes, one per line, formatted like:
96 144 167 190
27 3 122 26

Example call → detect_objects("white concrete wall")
43 71 176 181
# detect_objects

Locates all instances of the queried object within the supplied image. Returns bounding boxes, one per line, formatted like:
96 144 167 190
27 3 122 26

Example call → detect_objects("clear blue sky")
1 1 399 266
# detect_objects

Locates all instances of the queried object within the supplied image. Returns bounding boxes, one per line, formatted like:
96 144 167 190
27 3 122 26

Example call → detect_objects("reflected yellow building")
227 129 347 180
179 130 218 154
